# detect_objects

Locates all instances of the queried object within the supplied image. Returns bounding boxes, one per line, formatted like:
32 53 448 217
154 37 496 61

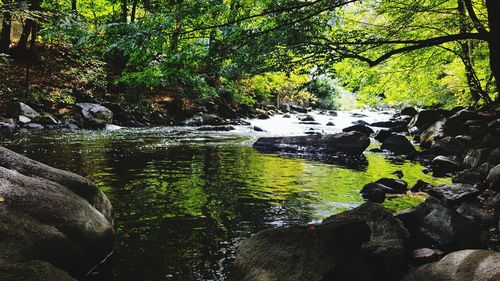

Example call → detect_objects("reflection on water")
0 118 450 281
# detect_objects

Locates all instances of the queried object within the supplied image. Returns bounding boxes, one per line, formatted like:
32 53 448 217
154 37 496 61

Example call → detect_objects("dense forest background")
0 0 499 119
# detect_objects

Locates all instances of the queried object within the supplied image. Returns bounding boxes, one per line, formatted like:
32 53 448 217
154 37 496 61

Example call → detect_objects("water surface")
0 111 450 281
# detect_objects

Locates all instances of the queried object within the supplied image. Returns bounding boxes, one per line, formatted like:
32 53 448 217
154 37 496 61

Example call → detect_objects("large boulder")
403 250 500 281
253 131 370 155
381 135 416 155
0 147 114 279
185 113 227 126
76 103 113 129
419 118 465 147
427 183 480 205
396 197 487 252
408 110 447 129
486 164 500 192
323 202 410 281
0 261 76 281
343 124 374 136
232 220 372 281
463 148 492 168
5 102 41 119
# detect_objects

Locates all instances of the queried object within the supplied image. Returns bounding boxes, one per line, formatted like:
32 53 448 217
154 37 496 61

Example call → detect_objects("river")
0 110 450 281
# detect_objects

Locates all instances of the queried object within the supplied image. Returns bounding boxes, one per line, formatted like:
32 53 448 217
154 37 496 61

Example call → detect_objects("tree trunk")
0 0 12 53
486 0 500 95
17 19 34 51
71 0 77 13
121 0 128 23
131 0 138 22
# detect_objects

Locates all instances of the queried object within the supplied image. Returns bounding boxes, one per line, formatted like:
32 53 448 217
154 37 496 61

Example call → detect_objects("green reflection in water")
0 129 450 281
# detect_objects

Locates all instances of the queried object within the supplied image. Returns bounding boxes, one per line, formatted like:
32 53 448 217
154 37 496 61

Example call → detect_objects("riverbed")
0 110 450 281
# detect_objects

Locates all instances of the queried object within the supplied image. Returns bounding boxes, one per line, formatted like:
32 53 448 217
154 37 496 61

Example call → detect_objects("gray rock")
360 183 389 203
0 147 114 278
253 131 370 155
396 197 487 251
326 122 335 126
323 202 410 281
431 136 470 155
411 248 443 266
196 125 235 131
431 156 461 172
33 114 59 125
253 126 265 132
375 178 408 193
0 260 76 281
408 110 446 129
22 123 44 130
18 115 31 124
489 147 500 166
463 148 492 168
232 220 372 281
6 102 41 119
486 164 500 192
427 183 480 205
185 113 227 126
297 114 315 122
343 124 374 136
381 135 416 155
290 104 307 113
403 250 500 281
76 103 113 129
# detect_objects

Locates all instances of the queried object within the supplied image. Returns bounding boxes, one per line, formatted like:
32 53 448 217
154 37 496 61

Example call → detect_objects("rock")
326 122 335 126
381 135 416 155
396 197 487 251
486 164 500 192
431 156 461 173
290 104 308 113
419 118 465 147
76 103 113 129
0 147 114 278
22 123 44 130
351 112 368 118
328 110 338 116
283 113 291 118
196 125 235 131
431 136 470 156
34 114 59 125
297 114 315 122
279 104 290 113
0 261 76 281
391 170 404 179
411 248 443 266
185 113 227 126
343 124 374 136
448 109 482 123
360 183 392 203
0 118 17 132
479 132 500 148
299 121 321 125
456 201 496 227
253 131 370 155
401 107 418 117
489 147 500 166
408 110 446 129
374 130 393 143
463 148 492 168
232 220 372 281
402 250 500 281
253 126 265 132
410 180 433 192
352 120 370 125
257 113 270 119
452 166 488 184
6 102 41 119
375 178 408 193
18 115 31 124
323 202 410 281
427 183 480 205
370 121 406 128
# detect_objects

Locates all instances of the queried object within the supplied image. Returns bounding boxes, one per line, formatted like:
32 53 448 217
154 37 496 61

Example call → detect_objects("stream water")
0 111 450 281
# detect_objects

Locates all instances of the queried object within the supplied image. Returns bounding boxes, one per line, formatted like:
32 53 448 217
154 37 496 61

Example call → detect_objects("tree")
0 0 12 53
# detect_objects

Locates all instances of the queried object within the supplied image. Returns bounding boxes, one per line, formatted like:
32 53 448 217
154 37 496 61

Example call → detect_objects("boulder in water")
76 103 113 129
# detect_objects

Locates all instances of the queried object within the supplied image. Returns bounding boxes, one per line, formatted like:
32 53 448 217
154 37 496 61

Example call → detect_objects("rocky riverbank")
0 147 114 280
234 105 500 281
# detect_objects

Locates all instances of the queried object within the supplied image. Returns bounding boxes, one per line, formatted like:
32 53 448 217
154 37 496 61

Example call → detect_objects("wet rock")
452 165 488 184
375 178 408 193
196 125 235 131
326 122 335 126
283 113 291 118
328 110 338 116
323 202 410 281
374 130 393 143
396 197 487 251
0 261 76 281
431 156 461 173
253 131 370 155
76 103 113 129
410 180 433 192
299 121 321 125
489 147 500 166
486 164 500 192
391 170 404 179
402 250 500 281
463 148 492 168
351 112 368 118
297 114 315 122
419 118 465 147
370 121 406 128
408 110 446 129
0 118 17 132
22 123 44 130
401 107 418 117
456 201 495 227
479 132 500 148
0 147 114 278
5 102 41 119
448 109 482 123
253 126 265 132
427 183 480 205
256 113 270 120
232 220 372 281
290 104 308 113
34 114 59 125
381 135 416 155
411 248 443 266
343 124 374 136
430 136 470 156
352 120 370 125
18 115 31 124
360 183 392 203
185 113 227 126
279 104 290 113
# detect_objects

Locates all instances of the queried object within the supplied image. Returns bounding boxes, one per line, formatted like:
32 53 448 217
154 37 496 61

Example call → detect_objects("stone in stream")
342 124 374 136
430 136 471 156
375 178 408 193
427 183 480 205
326 122 335 126
297 114 315 122
402 250 500 281
408 109 447 130
0 146 114 279
5 102 41 119
290 104 308 113
374 129 394 143
486 164 500 192
370 121 406 128
401 107 418 117
431 156 461 175
185 113 227 126
253 131 370 155
410 180 433 192
381 135 416 155
76 103 113 129
323 202 410 281
396 197 487 252
196 125 235 131
231 220 373 281
253 126 265 132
